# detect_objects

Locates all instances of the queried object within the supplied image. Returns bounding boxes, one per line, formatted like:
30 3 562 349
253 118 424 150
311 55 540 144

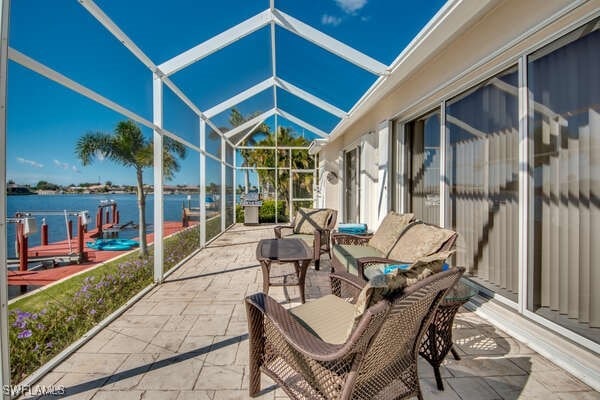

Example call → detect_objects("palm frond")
75 132 113 166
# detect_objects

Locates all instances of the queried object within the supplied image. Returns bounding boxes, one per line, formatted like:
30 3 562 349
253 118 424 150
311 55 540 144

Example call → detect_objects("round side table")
419 280 475 390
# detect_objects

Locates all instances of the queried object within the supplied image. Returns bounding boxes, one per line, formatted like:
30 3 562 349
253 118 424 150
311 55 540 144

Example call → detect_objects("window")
528 18 600 342
445 66 519 302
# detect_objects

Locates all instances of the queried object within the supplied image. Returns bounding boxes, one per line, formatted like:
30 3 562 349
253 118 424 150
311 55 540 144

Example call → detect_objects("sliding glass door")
528 19 600 342
445 66 519 302
396 17 599 346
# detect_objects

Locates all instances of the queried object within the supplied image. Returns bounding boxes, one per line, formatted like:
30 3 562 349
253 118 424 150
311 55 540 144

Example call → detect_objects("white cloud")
53 159 80 173
321 14 342 27
17 157 43 168
335 0 367 14
53 159 70 170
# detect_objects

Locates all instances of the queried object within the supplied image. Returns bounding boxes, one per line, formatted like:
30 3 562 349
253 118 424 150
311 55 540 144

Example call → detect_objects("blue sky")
6 0 445 186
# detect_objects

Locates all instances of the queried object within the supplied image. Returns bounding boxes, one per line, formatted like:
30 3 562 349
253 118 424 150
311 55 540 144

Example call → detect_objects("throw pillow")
293 208 331 234
386 222 456 262
368 212 414 254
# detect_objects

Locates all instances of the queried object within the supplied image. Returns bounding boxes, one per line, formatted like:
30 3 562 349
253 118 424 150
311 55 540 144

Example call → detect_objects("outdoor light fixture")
308 139 328 155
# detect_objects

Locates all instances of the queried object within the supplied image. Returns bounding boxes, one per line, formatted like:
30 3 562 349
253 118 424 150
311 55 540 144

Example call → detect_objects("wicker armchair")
245 267 465 399
331 220 457 293
274 208 338 270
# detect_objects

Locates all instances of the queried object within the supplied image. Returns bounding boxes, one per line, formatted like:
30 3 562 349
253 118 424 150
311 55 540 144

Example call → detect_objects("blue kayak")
86 239 139 251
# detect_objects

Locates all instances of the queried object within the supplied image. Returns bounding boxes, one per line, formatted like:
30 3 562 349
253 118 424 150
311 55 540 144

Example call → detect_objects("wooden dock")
8 221 196 287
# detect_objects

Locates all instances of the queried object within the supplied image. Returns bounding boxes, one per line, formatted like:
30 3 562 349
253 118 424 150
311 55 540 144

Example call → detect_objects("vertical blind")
408 112 440 225
446 67 519 299
530 24 600 330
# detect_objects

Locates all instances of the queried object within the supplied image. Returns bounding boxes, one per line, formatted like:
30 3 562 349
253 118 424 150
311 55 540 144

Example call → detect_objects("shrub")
262 200 289 222
164 225 200 271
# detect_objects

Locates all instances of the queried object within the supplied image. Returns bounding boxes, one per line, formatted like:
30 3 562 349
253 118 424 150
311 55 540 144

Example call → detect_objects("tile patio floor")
27 224 599 399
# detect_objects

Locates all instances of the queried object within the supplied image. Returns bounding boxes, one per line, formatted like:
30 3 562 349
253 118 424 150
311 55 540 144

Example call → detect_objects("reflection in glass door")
344 147 360 223
407 110 440 225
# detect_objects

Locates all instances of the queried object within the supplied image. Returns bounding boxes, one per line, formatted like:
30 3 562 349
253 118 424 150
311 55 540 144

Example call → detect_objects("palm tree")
75 120 186 257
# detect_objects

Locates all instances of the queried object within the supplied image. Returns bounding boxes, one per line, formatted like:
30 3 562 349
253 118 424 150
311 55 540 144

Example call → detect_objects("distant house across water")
6 183 34 195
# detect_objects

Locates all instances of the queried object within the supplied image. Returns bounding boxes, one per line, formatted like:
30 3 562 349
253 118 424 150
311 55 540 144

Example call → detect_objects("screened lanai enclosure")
0 0 429 390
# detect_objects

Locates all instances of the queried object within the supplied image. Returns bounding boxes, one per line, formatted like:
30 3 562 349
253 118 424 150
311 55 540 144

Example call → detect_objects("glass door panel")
344 147 360 223
528 19 600 343
407 111 440 225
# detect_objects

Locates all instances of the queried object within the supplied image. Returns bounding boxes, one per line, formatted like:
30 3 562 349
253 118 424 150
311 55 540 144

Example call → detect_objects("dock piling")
77 215 86 262
41 218 48 245
17 221 28 272
96 208 103 236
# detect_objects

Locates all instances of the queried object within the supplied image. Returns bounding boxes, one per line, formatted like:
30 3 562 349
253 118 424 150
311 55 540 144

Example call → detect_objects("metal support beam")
518 55 530 314
9 48 156 129
79 0 235 148
275 77 347 118
274 113 279 224
79 0 157 72
271 19 277 108
152 74 164 284
276 108 329 138
233 152 237 224
200 119 207 247
221 138 226 232
159 9 272 76
204 78 273 118
439 101 448 228
224 108 276 139
0 0 10 395
234 117 269 146
272 9 387 76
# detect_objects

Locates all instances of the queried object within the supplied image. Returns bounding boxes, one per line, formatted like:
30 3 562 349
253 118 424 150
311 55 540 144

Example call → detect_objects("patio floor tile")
136 355 204 390
102 353 158 390
445 376 501 400
194 366 244 390
98 331 153 354
176 391 215 400
53 353 127 375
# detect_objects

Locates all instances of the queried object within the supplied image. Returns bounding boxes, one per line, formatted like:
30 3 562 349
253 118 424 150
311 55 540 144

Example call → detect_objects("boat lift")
7 210 90 271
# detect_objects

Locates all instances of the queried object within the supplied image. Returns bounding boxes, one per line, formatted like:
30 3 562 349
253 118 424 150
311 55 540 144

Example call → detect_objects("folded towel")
383 264 411 274
338 223 367 234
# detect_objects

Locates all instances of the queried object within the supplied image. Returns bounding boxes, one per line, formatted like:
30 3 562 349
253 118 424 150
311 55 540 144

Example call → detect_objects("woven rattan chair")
274 208 338 270
245 267 465 399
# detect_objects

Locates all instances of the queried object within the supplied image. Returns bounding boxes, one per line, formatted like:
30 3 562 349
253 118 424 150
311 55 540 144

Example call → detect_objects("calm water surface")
6 193 203 258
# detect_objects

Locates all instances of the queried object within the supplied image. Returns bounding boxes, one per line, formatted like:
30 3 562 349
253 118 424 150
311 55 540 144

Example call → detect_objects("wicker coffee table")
419 280 475 390
256 239 313 303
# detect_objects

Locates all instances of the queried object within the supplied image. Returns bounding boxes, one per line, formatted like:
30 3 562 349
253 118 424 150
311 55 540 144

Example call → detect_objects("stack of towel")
338 223 368 234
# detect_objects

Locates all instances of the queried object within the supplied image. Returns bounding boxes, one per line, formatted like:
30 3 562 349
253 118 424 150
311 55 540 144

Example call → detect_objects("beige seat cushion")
282 233 314 247
293 208 331 235
368 212 414 254
349 250 455 337
387 222 456 263
332 244 385 276
290 294 355 344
